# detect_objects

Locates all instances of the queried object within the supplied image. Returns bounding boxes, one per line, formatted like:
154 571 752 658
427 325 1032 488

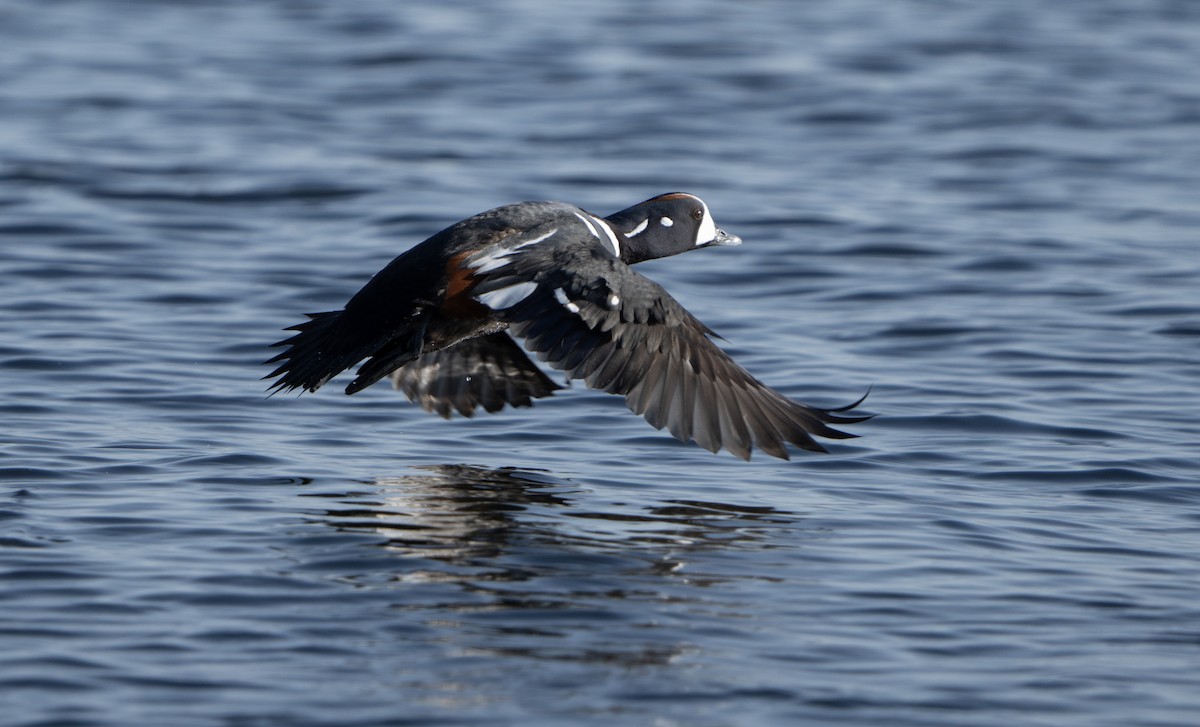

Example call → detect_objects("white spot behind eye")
608 294 620 308
660 217 674 227
624 218 649 238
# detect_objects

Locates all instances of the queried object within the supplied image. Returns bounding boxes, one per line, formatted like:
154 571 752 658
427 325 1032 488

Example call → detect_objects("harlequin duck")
265 193 870 459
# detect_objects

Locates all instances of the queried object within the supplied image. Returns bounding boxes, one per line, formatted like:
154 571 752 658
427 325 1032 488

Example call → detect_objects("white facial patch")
553 287 580 314
659 216 674 227
608 294 620 308
477 281 537 310
693 199 717 246
624 218 648 238
468 228 558 273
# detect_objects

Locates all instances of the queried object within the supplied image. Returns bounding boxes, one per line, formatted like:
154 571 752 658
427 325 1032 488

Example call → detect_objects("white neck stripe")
624 218 649 238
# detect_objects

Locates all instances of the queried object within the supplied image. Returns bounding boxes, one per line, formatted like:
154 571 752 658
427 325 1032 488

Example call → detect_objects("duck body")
266 193 869 459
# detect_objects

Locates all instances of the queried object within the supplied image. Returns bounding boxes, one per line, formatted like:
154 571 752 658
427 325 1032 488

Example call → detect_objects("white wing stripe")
510 228 559 252
478 281 538 310
468 228 559 273
553 287 580 314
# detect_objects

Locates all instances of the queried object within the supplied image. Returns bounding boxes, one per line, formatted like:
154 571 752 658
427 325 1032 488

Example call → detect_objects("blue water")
3 1 1200 725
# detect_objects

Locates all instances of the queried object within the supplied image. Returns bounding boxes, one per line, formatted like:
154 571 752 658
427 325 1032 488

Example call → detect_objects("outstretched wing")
389 332 563 418
467 240 870 460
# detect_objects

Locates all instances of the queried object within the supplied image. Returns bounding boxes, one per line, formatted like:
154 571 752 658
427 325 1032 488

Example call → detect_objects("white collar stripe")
576 211 620 257
573 212 600 239
591 214 621 258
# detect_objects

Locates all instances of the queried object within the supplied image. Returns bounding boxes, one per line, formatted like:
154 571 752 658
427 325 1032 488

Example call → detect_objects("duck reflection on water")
299 464 802 666
304 463 797 568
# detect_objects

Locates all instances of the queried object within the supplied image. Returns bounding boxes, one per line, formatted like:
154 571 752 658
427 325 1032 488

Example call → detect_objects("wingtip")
816 385 875 425
828 385 873 413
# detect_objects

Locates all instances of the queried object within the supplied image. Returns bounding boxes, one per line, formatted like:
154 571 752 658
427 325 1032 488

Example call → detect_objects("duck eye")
691 208 704 220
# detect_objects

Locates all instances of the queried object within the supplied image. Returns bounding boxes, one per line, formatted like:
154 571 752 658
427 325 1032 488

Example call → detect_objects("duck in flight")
265 193 870 459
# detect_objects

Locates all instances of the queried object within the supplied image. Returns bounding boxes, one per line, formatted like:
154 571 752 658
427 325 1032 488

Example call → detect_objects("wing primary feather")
738 391 790 460
713 381 753 460
689 374 722 453
631 353 668 420
643 354 677 430
827 386 873 413
662 357 693 443
766 395 829 453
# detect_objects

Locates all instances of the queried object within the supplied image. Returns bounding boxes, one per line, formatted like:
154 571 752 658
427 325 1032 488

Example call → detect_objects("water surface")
2 1 1199 725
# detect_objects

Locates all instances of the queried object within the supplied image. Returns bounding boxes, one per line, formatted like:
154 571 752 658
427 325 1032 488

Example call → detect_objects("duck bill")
705 228 742 247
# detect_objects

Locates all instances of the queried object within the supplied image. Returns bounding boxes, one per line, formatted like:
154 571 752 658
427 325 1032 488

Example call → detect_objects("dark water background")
3 1 1199 725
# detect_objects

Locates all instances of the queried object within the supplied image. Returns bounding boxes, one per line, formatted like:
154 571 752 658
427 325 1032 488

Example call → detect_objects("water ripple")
3 1 1200 726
